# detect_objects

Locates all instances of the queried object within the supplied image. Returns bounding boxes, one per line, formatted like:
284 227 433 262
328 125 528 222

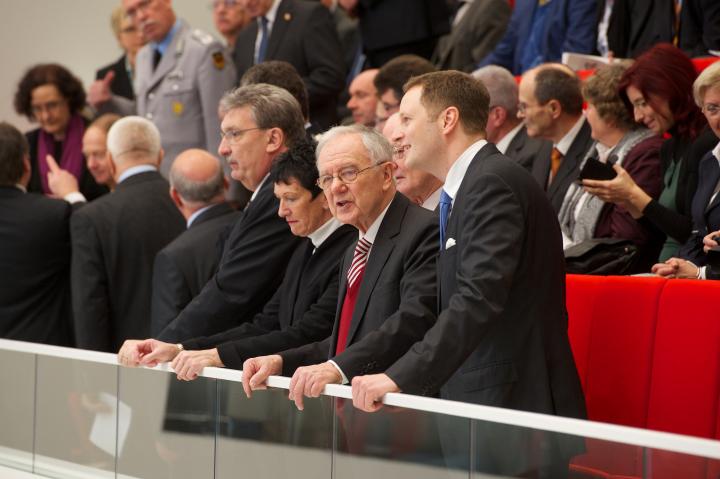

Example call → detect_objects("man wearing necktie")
241 125 438 410
351 71 586 476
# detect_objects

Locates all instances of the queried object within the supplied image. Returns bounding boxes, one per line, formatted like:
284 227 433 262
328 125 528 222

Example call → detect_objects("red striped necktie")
335 237 372 355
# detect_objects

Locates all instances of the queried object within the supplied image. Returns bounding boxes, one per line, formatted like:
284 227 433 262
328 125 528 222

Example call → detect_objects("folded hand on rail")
241 355 282 398
351 373 400 413
288 362 341 411
171 348 223 381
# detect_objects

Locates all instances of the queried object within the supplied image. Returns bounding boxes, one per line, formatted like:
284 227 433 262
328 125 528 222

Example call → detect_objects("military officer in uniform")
89 0 236 177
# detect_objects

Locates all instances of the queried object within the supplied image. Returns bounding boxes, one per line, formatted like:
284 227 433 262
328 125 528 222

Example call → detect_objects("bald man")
151 149 241 335
383 112 442 210
347 69 379 127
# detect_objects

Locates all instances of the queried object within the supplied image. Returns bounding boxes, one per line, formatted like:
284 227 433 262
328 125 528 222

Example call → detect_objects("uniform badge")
212 51 225 70
172 101 184 116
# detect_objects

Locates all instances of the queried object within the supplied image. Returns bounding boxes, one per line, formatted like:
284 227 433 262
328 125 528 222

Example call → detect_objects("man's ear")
548 99 562 119
440 106 460 134
266 128 285 155
107 152 118 181
156 148 165 168
170 186 183 209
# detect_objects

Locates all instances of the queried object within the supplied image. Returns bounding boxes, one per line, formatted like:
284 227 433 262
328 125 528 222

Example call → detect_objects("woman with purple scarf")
13 64 108 201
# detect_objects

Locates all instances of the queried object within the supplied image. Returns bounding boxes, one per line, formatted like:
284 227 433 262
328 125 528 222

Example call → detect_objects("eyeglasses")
316 163 387 190
210 0 238 9
31 100 65 116
702 103 720 117
126 0 154 20
220 127 264 144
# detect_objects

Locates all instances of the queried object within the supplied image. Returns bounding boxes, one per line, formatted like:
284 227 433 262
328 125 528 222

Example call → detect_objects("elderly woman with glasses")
651 61 720 280
13 64 108 201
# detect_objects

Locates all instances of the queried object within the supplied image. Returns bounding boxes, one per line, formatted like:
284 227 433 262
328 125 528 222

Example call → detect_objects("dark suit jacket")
26 128 108 202
478 0 597 74
385 144 586 422
280 193 438 379
503 125 552 173
150 203 241 336
680 0 720 58
0 187 73 346
234 0 345 131
678 152 720 265
600 0 675 58
157 177 302 343
71 171 185 352
531 119 594 213
181 224 356 369
432 0 510 72
96 55 135 100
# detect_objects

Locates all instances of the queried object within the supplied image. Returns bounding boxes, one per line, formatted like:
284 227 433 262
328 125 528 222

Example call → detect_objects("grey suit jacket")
432 0 511 72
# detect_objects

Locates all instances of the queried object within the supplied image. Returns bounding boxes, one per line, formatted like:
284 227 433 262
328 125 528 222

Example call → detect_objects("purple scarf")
37 114 85 194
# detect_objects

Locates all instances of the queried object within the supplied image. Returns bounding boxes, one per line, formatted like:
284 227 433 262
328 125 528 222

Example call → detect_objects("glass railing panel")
215 383 333 479
116 368 216 479
0 349 35 472
34 355 117 478
642 447 720 479
333 398 470 479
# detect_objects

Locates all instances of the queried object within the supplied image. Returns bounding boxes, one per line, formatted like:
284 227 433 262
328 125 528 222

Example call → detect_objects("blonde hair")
110 5 126 38
693 62 720 108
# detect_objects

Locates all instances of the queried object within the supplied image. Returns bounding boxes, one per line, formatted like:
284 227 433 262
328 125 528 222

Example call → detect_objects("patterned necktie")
439 189 453 250
335 237 372 354
256 16 270 64
550 147 564 184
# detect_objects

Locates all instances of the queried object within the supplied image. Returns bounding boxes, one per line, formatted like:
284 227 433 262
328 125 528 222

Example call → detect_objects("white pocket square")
445 238 456 249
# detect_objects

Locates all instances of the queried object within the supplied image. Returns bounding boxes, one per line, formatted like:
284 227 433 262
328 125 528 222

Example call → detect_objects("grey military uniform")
132 20 236 176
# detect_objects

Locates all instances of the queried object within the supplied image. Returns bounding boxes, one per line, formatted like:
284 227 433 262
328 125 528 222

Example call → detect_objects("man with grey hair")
473 65 551 172
241 124 438 411
154 84 303 343
71 116 185 352
151 149 240 335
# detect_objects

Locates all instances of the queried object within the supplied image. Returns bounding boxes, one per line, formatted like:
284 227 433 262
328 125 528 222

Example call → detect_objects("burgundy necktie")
335 237 372 355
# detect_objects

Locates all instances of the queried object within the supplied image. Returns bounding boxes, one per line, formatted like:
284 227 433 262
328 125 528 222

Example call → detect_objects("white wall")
0 0 220 131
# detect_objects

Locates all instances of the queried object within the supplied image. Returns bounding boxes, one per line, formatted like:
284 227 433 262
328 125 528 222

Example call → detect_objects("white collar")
443 138 488 201
359 197 393 244
495 122 524 155
713 141 720 166
555 115 586 156
258 0 282 25
186 204 215 228
422 187 442 211
250 173 270 202
308 217 343 250
117 164 157 184
15 184 27 193
595 142 613 163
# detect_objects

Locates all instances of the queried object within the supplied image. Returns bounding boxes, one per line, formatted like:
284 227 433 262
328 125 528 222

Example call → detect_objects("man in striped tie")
241 124 438 410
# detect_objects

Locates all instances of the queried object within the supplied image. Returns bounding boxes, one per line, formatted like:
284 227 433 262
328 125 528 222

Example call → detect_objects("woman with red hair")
584 44 717 262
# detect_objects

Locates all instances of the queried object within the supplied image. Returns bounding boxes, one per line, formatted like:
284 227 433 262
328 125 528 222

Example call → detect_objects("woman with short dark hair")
14 64 107 200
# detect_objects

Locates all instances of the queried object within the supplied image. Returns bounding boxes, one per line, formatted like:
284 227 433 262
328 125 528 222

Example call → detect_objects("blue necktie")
256 16 270 64
439 189 453 250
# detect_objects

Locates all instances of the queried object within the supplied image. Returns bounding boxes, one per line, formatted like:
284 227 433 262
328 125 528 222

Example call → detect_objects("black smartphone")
578 158 617 181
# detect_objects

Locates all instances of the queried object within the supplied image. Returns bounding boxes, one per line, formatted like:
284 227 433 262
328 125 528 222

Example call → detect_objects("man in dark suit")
596 0 676 59
338 0 450 67
0 122 73 346
519 64 594 213
241 125 438 411
680 0 720 58
432 0 510 72
118 142 356 377
473 65 552 172
150 149 240 335
350 71 585 439
155 84 305 343
71 117 185 352
234 0 345 132
477 0 597 75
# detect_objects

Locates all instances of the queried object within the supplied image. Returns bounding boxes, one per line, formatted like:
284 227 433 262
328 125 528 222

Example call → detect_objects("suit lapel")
266 0 292 60
330 246 354 352
148 22 186 92
344 194 404 346
284 240 313 328
548 120 590 198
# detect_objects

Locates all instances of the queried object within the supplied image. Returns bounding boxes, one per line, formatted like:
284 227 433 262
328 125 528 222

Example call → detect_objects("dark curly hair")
14 64 86 121
269 140 322 198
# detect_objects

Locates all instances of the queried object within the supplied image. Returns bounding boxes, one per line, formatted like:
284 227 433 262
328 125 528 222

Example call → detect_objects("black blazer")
680 0 720 58
432 0 510 72
0 187 74 346
233 0 345 132
280 193 438 379
386 144 586 421
150 203 241 336
531 119 594 213
504 125 553 173
25 128 108 201
96 55 135 100
156 177 302 342
71 171 185 352
182 224 356 369
678 152 720 264
601 0 675 58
